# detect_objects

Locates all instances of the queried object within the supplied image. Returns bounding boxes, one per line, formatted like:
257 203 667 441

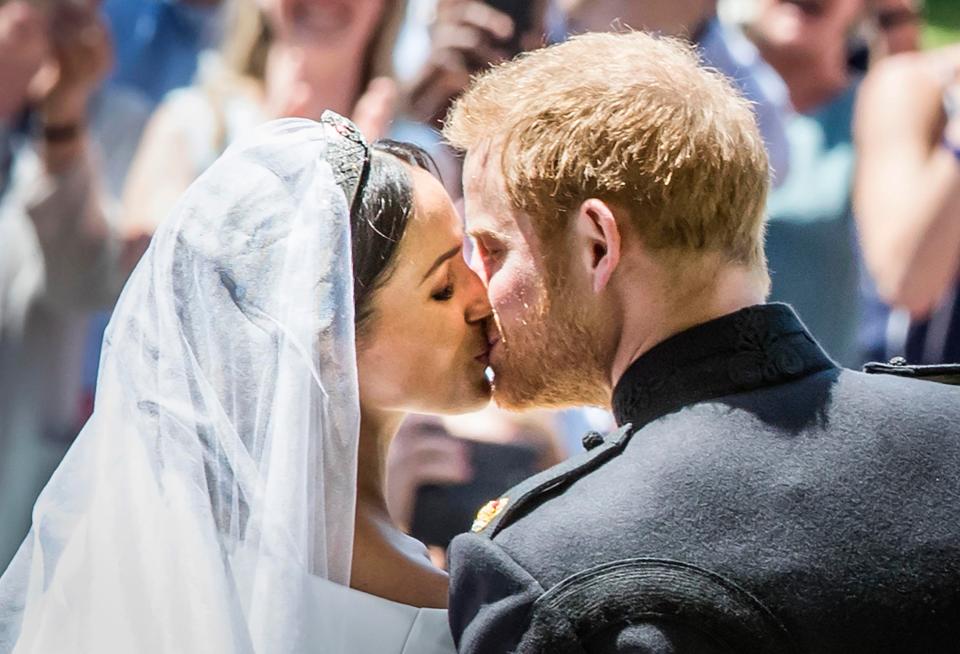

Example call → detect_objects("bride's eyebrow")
420 245 462 284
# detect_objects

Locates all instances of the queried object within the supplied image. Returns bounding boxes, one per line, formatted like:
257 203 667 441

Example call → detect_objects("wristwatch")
40 122 83 144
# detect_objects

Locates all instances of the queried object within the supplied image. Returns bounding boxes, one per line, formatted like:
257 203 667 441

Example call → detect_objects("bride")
0 113 496 653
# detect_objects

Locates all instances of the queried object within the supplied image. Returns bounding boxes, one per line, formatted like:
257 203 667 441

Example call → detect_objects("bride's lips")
475 337 501 367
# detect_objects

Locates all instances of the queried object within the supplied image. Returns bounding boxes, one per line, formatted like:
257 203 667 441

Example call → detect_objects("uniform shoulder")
862 358 960 386
469 423 636 540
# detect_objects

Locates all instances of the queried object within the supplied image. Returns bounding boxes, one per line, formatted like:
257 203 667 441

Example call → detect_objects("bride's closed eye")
431 279 455 302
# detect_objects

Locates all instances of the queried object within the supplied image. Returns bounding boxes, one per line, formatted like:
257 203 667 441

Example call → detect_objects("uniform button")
889 356 908 366
582 431 605 451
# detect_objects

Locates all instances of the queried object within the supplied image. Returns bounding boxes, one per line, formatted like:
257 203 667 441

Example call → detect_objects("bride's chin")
420 367 493 415
468 374 494 405
454 372 494 412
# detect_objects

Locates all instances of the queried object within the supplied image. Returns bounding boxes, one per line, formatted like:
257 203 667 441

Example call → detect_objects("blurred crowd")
1 0 958 570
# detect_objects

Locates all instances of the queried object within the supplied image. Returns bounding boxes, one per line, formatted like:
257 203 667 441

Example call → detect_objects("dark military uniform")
448 304 960 654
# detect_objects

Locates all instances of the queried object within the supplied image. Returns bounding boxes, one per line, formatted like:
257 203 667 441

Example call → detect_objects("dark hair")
351 140 440 333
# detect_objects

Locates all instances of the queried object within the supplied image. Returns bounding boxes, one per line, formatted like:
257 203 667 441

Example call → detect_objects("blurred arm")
854 50 960 319
121 100 198 237
23 2 124 311
23 144 120 311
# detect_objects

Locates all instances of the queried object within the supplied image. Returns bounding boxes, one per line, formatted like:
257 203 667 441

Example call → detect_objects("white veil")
0 115 370 653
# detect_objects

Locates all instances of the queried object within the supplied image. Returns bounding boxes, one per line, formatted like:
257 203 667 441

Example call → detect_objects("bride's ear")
572 198 622 295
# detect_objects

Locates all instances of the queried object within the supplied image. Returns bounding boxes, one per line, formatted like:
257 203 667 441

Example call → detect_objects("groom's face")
463 146 608 410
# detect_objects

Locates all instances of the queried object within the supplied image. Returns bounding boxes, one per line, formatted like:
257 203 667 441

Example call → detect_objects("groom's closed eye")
471 236 505 281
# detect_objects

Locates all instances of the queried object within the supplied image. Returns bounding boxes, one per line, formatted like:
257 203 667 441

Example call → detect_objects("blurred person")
0 0 48 198
103 0 225 105
846 0 921 73
854 44 960 363
386 407 565 567
867 0 922 60
0 0 149 569
846 0 920 363
747 0 866 367
443 31 960 653
0 114 491 653
121 0 406 237
749 0 864 112
560 0 792 186
562 0 713 35
79 0 224 462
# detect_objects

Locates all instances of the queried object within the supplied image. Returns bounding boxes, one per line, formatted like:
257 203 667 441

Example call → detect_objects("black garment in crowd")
904 288 960 364
448 303 960 654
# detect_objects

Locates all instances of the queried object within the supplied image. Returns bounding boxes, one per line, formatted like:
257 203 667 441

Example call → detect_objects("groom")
444 31 960 654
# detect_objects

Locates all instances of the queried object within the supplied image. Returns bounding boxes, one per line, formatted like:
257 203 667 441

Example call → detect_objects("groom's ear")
572 199 622 294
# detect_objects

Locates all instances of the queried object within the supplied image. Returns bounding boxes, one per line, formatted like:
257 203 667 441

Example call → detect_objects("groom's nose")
464 237 488 286
464 262 494 325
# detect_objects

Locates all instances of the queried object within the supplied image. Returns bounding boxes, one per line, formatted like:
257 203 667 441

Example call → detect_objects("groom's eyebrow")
467 227 506 242
421 245 462 284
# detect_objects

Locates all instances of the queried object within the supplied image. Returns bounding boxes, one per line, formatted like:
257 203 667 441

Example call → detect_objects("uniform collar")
611 303 836 428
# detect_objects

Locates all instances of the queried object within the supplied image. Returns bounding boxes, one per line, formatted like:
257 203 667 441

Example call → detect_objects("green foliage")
923 0 960 47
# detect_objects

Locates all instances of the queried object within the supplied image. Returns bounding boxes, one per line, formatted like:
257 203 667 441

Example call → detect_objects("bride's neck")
352 405 449 608
356 405 404 515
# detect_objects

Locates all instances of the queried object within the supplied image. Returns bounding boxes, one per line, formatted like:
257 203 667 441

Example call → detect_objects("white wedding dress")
298 575 454 654
0 115 456 653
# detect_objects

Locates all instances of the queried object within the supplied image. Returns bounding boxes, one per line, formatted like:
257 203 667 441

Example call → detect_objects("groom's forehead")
463 145 495 191
464 137 512 190
464 148 514 229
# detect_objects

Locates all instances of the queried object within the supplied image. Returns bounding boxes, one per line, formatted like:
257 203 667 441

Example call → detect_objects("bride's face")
356 165 495 414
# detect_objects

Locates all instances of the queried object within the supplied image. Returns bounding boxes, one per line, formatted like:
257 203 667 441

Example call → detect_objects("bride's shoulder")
303 575 455 654
351 514 450 608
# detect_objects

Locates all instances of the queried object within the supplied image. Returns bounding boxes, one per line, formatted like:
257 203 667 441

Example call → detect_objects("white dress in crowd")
0 115 455 653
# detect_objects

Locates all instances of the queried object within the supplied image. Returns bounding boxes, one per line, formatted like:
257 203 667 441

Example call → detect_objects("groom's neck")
608 261 767 390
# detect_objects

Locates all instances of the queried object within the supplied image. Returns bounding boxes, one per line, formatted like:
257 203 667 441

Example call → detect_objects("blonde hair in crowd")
444 31 771 274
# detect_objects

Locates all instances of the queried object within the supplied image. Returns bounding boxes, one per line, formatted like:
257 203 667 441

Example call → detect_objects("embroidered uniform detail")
472 497 509 533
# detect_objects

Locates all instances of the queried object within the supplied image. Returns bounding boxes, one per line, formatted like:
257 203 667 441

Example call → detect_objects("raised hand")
402 0 515 126
33 1 113 126
351 76 398 142
0 1 49 121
